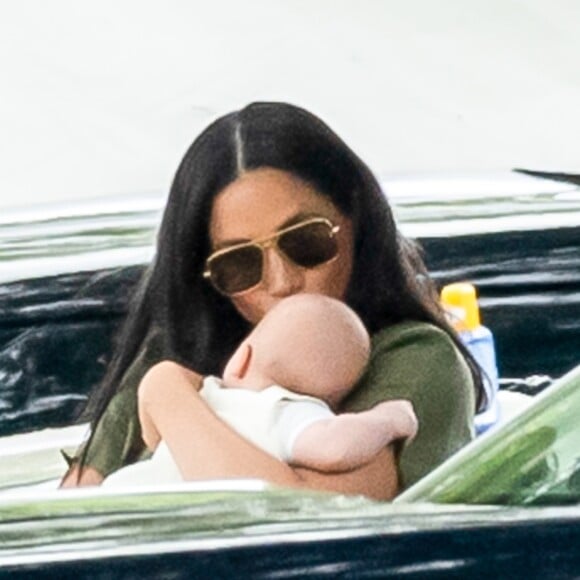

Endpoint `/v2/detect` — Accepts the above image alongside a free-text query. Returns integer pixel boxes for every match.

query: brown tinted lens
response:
[209,245,263,294]
[278,221,338,267]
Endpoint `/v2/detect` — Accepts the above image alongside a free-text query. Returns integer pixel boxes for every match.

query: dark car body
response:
[0,170,579,577]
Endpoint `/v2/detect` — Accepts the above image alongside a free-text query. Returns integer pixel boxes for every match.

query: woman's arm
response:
[295,447,398,500]
[138,361,399,500]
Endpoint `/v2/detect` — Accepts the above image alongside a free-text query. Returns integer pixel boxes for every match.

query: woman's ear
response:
[226,343,253,380]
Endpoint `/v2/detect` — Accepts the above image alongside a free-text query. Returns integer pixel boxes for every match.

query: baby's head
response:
[222,294,370,408]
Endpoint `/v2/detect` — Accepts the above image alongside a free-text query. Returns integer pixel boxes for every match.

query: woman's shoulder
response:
[344,320,473,411]
[369,320,471,381]
[370,320,458,354]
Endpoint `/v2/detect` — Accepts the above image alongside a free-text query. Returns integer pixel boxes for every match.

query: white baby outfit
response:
[103,375,333,487]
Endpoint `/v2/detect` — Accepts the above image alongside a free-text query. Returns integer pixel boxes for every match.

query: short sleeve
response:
[81,386,143,477]
[342,321,475,488]
[74,331,163,477]
[275,399,335,462]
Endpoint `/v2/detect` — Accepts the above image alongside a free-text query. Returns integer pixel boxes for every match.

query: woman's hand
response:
[60,464,104,488]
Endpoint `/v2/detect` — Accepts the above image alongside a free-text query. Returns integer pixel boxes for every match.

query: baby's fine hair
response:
[249,294,370,405]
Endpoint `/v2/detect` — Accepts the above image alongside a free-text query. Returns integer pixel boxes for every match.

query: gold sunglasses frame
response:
[203,217,340,295]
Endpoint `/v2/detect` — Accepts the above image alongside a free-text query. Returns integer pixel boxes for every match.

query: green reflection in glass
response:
[397,363,580,506]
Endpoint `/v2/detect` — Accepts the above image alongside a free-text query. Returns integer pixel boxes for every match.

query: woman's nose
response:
[262,247,303,296]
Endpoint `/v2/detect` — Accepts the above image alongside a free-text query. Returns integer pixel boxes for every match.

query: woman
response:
[62,102,485,498]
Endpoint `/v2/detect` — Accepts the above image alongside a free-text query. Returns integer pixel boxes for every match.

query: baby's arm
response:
[289,400,417,472]
[138,360,204,451]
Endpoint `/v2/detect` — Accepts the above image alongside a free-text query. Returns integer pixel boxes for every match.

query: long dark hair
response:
[84,102,485,455]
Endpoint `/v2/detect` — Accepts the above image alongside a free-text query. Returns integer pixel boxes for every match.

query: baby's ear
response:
[228,343,253,380]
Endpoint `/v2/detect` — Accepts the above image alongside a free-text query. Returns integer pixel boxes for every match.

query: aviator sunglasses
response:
[203,217,340,296]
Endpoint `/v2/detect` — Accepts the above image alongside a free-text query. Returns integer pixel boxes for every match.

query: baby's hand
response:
[373,400,418,443]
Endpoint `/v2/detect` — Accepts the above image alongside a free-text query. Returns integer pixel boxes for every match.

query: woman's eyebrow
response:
[279,211,321,229]
[213,212,325,250]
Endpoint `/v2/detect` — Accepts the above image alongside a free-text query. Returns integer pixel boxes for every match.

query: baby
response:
[104,294,417,486]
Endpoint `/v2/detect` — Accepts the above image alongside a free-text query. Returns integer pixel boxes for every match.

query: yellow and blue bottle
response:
[441,282,500,435]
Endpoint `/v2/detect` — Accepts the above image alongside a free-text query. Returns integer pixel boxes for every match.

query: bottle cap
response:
[441,282,481,331]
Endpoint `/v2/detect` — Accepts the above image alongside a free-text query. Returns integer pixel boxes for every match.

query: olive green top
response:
[80,321,475,489]
[343,321,475,488]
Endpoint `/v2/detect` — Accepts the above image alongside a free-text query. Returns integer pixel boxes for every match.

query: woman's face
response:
[209,168,354,325]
